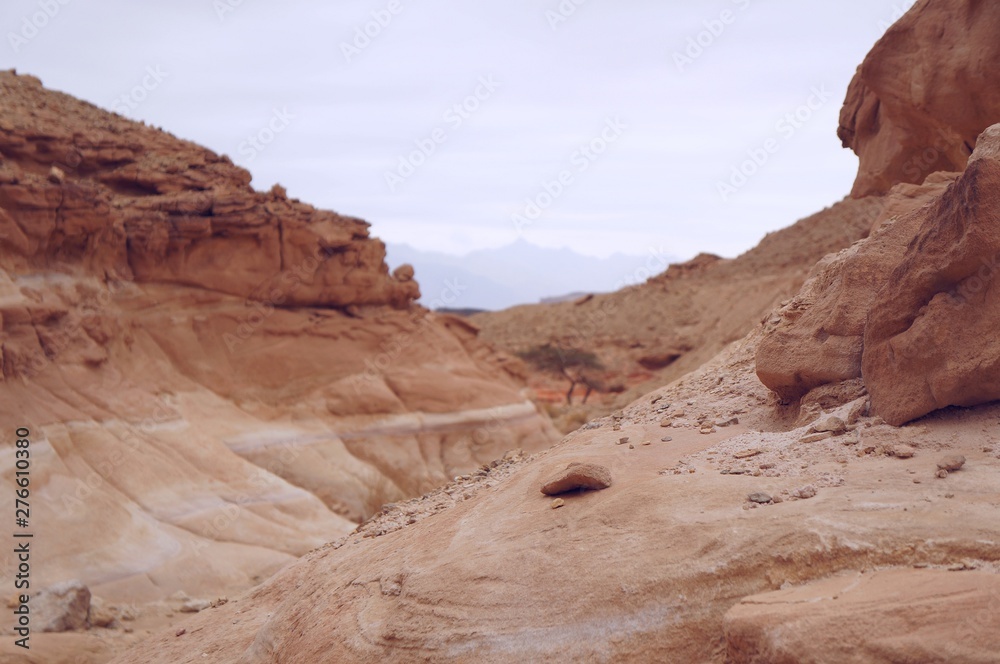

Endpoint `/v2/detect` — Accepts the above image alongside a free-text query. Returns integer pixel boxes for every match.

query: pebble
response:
[628,444,635,449]
[551,498,565,509]
[641,440,651,446]
[791,485,817,500]
[800,432,832,444]
[175,628,187,637]
[936,454,966,472]
[891,444,916,459]
[747,492,773,504]
[733,449,761,459]
[813,416,847,434]
[618,436,630,445]
[699,426,716,435]
[180,599,212,613]
[661,436,673,442]
[541,463,613,495]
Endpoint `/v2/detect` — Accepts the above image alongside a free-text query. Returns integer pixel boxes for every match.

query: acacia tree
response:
[517,344,605,404]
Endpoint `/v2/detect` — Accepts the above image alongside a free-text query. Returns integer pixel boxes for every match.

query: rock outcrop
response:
[113,328,1000,663]
[0,72,417,309]
[758,124,1000,424]
[0,70,559,613]
[864,124,1000,424]
[754,173,956,403]
[839,0,1000,197]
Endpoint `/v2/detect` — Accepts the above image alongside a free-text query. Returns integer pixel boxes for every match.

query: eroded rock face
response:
[758,125,1000,424]
[0,71,560,607]
[754,174,955,402]
[0,71,417,308]
[863,126,1000,425]
[838,0,1000,197]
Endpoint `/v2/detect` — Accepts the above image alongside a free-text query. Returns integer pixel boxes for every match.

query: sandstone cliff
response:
[0,69,559,629]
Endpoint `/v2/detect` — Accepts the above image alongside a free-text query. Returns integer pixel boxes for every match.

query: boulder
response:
[863,125,1000,424]
[540,462,612,495]
[839,0,1000,197]
[35,581,91,632]
[755,174,955,402]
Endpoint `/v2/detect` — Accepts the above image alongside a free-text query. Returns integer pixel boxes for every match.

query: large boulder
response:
[839,0,1000,197]
[754,174,955,402]
[863,124,1000,425]
[757,125,1000,425]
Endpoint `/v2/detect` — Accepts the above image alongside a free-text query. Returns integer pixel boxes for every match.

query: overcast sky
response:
[3,0,914,259]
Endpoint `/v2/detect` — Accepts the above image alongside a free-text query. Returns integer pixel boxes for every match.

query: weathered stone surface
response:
[839,0,1000,197]
[0,70,560,615]
[725,570,1000,663]
[755,175,955,402]
[758,125,1000,425]
[863,125,1000,425]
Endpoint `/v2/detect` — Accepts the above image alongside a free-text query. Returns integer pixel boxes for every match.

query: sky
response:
[3,0,915,260]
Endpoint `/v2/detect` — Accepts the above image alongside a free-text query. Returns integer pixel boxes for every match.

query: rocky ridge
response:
[0,68,559,661]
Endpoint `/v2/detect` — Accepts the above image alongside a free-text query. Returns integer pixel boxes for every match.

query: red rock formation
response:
[864,125,1000,424]
[0,71,418,308]
[754,173,957,402]
[0,70,559,612]
[758,124,1000,424]
[838,0,1000,197]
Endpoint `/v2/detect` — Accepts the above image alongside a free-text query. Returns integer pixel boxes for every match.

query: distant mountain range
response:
[385,239,680,311]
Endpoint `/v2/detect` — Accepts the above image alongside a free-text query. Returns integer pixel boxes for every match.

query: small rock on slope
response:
[541,463,612,496]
